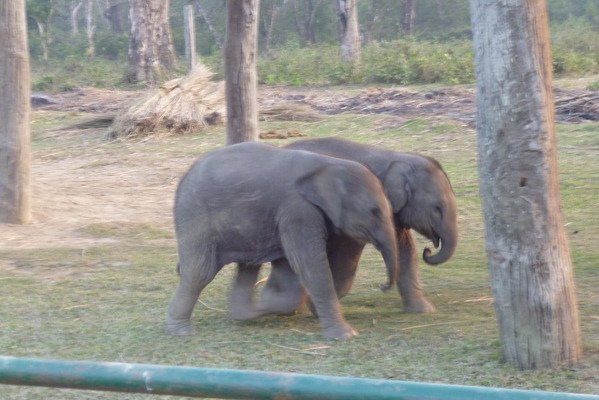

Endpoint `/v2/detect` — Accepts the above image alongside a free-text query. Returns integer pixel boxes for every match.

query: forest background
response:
[27,0,599,90]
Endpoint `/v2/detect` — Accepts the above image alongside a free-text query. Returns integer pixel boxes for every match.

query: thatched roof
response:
[107,64,225,139]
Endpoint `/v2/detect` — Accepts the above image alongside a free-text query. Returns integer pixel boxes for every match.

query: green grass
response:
[1,104,598,399]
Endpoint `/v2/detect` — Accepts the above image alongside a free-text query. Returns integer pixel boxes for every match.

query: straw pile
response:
[107,64,225,139]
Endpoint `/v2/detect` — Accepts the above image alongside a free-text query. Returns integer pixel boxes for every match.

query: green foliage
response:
[31,58,126,92]
[361,40,475,85]
[551,21,599,75]
[257,40,475,86]
[587,80,599,90]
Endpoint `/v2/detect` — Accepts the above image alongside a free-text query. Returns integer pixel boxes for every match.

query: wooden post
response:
[224,0,260,144]
[184,4,197,72]
[0,0,31,224]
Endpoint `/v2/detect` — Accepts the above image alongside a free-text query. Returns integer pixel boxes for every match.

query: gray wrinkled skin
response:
[234,137,458,317]
[166,142,399,340]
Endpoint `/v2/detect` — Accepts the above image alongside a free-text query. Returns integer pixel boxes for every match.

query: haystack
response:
[107,64,225,139]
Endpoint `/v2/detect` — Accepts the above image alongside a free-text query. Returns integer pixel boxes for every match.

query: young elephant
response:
[233,137,458,316]
[166,142,399,340]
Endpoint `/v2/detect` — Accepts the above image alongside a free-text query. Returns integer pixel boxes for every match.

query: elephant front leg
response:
[397,228,435,313]
[230,263,263,320]
[306,234,364,317]
[281,224,357,340]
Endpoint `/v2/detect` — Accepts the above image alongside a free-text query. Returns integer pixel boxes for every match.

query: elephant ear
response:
[380,161,412,213]
[297,165,346,227]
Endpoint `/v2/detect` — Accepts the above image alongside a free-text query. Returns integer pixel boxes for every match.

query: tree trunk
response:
[104,1,127,34]
[401,0,416,35]
[470,0,582,369]
[85,0,96,59]
[183,4,197,72]
[0,0,31,224]
[224,0,259,144]
[264,0,282,54]
[303,0,318,45]
[35,20,50,61]
[71,1,83,34]
[336,0,360,64]
[127,0,176,84]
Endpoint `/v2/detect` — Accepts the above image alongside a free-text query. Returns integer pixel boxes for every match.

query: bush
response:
[31,58,127,92]
[257,40,475,86]
[551,21,599,75]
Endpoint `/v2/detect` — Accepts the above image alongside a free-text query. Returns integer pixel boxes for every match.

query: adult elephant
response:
[234,137,458,316]
[166,142,399,340]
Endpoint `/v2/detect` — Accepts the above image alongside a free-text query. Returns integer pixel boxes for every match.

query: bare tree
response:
[104,1,127,33]
[184,4,197,72]
[28,2,55,61]
[263,0,283,54]
[292,0,321,45]
[401,0,416,35]
[85,0,96,59]
[225,0,260,144]
[470,0,582,369]
[0,0,31,224]
[336,0,360,64]
[127,0,176,83]
[71,1,83,34]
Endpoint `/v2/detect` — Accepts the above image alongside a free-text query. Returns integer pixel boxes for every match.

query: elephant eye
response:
[371,207,382,218]
[434,206,443,218]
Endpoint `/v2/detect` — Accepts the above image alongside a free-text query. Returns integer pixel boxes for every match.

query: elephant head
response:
[381,156,458,265]
[298,163,399,290]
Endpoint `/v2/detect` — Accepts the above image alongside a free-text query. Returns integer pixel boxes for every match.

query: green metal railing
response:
[1,356,597,400]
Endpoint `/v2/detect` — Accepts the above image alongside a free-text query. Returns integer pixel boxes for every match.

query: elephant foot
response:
[404,297,435,313]
[322,321,358,340]
[230,305,264,321]
[165,318,197,336]
[258,287,305,316]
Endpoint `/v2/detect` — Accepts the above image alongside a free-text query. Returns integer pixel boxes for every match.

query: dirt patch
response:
[0,130,193,250]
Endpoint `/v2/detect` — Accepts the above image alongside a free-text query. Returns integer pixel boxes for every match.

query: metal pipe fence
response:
[1,356,597,400]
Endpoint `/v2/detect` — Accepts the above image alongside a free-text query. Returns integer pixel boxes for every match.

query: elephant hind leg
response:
[166,244,220,336]
[259,259,306,316]
[230,263,263,320]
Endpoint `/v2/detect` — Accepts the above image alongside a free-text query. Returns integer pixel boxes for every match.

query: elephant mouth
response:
[432,234,440,249]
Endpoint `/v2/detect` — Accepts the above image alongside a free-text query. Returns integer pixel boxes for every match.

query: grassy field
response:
[0,90,598,398]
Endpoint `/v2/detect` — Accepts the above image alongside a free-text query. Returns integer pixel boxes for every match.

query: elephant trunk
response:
[422,225,457,265]
[375,225,399,292]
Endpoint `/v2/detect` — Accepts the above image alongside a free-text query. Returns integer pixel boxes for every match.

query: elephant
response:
[232,137,458,316]
[166,141,400,340]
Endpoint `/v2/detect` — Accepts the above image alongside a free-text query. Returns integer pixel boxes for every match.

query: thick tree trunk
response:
[336,0,360,64]
[470,0,581,369]
[0,0,31,224]
[127,0,176,84]
[224,0,259,144]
